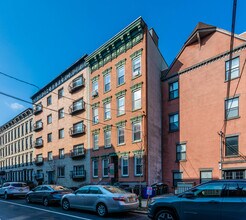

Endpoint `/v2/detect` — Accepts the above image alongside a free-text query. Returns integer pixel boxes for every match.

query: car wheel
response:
[43,197,49,207]
[97,203,107,217]
[4,192,8,200]
[155,209,176,220]
[62,199,70,211]
[26,195,31,203]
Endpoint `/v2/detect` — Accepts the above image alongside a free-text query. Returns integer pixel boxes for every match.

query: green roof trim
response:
[85,17,146,72]
[116,120,127,127]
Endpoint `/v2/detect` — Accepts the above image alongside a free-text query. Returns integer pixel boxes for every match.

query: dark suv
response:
[148,180,246,220]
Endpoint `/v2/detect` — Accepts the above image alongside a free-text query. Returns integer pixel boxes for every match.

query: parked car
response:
[0,182,30,199]
[148,180,246,220]
[61,185,138,217]
[26,185,72,206]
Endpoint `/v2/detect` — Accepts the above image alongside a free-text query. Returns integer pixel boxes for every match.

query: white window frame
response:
[93,107,99,124]
[132,56,141,78]
[117,126,125,145]
[121,156,129,177]
[93,160,98,177]
[225,97,239,119]
[117,65,125,86]
[117,96,125,116]
[225,57,240,81]
[93,133,99,150]
[104,73,111,92]
[134,155,143,176]
[104,102,111,120]
[92,80,98,93]
[57,166,65,177]
[102,158,109,177]
[176,143,186,161]
[132,121,141,142]
[104,130,111,148]
[132,89,141,111]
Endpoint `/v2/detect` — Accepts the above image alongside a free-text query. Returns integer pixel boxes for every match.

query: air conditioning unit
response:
[92,90,98,97]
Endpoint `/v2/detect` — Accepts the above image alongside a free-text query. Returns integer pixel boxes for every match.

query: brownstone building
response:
[86,17,167,187]
[31,56,90,187]
[162,22,246,191]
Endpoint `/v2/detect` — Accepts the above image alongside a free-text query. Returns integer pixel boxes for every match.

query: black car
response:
[26,185,72,206]
[148,180,246,220]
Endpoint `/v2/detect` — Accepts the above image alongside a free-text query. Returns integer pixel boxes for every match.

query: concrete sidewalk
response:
[131,199,149,214]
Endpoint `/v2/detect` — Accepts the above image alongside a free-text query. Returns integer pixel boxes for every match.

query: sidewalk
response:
[131,199,149,214]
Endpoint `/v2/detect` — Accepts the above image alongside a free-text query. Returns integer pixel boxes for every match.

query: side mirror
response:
[184,192,195,198]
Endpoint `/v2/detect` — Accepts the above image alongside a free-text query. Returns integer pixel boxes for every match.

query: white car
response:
[0,182,30,199]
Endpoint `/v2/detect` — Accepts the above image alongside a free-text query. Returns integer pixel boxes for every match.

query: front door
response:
[47,171,55,184]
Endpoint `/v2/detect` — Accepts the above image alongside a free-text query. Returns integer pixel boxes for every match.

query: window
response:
[71,76,83,89]
[121,156,129,176]
[47,133,52,143]
[47,95,52,106]
[59,148,65,159]
[176,143,186,161]
[48,151,53,161]
[169,113,179,132]
[225,97,239,119]
[104,103,111,120]
[92,81,98,96]
[93,133,99,150]
[225,57,239,81]
[72,99,84,112]
[72,121,84,134]
[226,183,246,197]
[93,160,98,177]
[36,154,43,163]
[134,155,143,176]
[132,56,141,78]
[225,136,238,156]
[92,108,99,124]
[102,158,109,177]
[104,130,111,148]
[224,170,245,179]
[73,144,84,156]
[132,89,141,110]
[117,96,125,116]
[58,108,64,119]
[47,114,52,124]
[104,74,111,92]
[173,172,182,187]
[200,170,212,183]
[58,88,64,99]
[169,81,179,100]
[73,165,85,176]
[59,128,64,139]
[132,121,141,142]
[117,126,125,145]
[117,65,125,86]
[57,167,65,177]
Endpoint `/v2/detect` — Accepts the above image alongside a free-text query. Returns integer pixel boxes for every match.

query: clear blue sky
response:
[0,0,245,126]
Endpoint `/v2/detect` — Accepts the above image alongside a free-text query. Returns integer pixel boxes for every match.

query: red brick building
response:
[162,23,246,191]
[86,17,167,187]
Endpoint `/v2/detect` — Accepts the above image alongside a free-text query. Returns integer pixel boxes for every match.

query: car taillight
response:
[113,196,126,202]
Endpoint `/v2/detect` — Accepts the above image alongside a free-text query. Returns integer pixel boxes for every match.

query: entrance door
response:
[111,156,118,184]
[47,171,55,184]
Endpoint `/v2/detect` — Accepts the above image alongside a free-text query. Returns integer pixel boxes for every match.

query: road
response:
[0,198,148,220]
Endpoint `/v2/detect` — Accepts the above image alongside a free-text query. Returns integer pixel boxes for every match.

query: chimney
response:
[149,28,159,47]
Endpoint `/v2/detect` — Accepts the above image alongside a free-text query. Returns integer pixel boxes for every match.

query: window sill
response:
[92,148,99,151]
[92,95,99,100]
[118,143,126,147]
[132,74,142,80]
[224,76,240,83]
[57,176,65,178]
[134,174,143,177]
[93,176,98,179]
[175,159,187,163]
[225,116,240,121]
[121,175,129,178]
[224,155,240,158]
[169,129,179,133]
[168,97,179,101]
[104,145,112,149]
[132,107,142,112]
[117,113,126,117]
[104,89,111,94]
[104,118,111,121]
[117,82,126,88]
[132,140,142,144]
[102,176,109,178]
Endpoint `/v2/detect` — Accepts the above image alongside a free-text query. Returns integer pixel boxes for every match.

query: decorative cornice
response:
[31,55,87,103]
[119,151,130,156]
[133,150,144,155]
[130,48,143,59]
[91,102,100,109]
[130,115,143,123]
[91,75,99,82]
[116,120,127,127]
[163,43,246,81]
[131,82,143,91]
[115,59,127,68]
[115,90,127,98]
[102,96,112,104]
[85,17,146,73]
[92,129,100,135]
[103,125,112,131]
[102,67,112,76]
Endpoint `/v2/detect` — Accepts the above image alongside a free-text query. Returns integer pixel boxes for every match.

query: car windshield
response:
[103,186,128,194]
[11,183,27,187]
[50,185,70,191]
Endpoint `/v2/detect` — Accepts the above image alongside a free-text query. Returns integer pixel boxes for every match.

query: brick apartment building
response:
[162,22,246,191]
[86,17,167,187]
[0,108,34,184]
[31,56,90,187]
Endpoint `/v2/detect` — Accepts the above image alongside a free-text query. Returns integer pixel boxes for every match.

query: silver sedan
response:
[61,185,138,217]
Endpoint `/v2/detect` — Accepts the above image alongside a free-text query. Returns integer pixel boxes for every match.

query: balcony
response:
[33,139,43,148]
[68,76,84,93]
[69,101,85,115]
[35,158,44,166]
[33,121,43,131]
[33,104,43,115]
[69,124,85,137]
[35,173,44,180]
[70,148,85,159]
[70,170,86,180]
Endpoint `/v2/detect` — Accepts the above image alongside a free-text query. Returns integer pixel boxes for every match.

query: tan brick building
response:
[31,56,90,187]
[0,108,34,184]
[162,23,246,192]
[86,17,167,187]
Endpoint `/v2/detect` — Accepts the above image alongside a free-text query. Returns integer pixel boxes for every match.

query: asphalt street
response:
[0,198,148,220]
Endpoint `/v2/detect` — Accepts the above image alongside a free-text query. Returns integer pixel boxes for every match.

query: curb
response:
[130,210,148,215]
